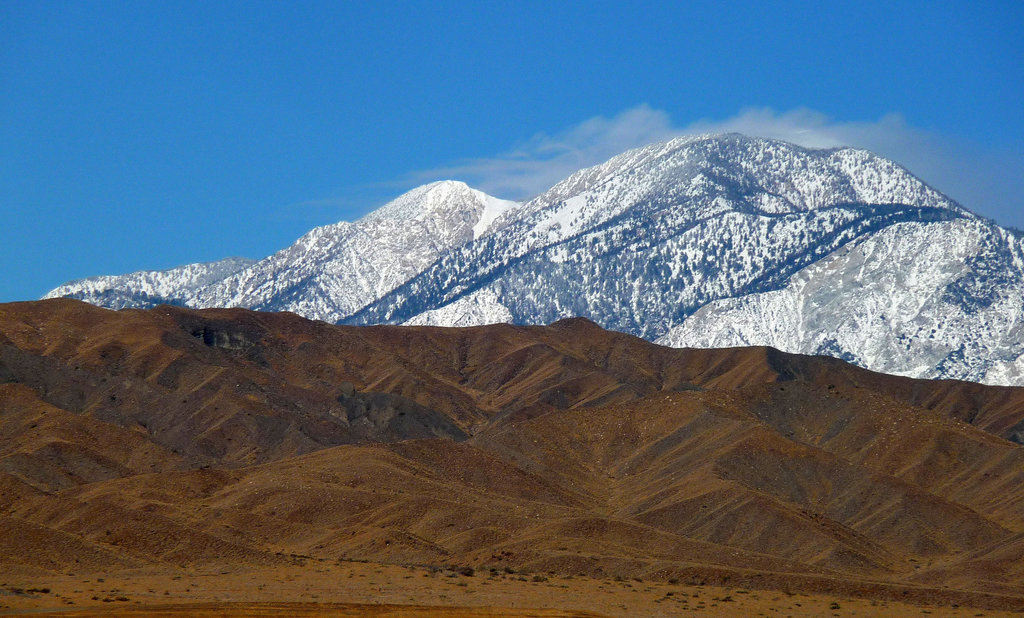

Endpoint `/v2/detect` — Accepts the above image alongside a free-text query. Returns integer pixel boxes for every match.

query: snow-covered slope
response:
[192,181,518,322]
[657,219,1024,385]
[42,257,256,309]
[403,288,513,327]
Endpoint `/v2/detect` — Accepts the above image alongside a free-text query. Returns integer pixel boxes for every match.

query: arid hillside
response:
[2,299,1024,611]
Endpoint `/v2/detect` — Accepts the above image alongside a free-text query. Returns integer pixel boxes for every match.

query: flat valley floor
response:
[2,560,1021,617]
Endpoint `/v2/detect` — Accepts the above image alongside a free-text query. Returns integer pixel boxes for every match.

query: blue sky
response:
[2,1,1022,302]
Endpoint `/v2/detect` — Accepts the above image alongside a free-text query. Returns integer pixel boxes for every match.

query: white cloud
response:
[410,104,1024,228]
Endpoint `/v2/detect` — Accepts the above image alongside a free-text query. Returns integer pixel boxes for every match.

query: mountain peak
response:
[526,131,963,231]
[360,180,477,222]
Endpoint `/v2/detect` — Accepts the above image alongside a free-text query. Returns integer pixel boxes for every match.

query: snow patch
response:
[403,288,513,327]
[472,191,520,238]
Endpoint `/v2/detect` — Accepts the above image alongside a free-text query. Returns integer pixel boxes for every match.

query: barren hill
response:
[2,299,1024,607]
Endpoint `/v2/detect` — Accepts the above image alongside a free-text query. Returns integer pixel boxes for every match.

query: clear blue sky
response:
[3,1,1022,302]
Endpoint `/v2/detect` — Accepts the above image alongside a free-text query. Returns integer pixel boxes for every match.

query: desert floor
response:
[1,559,1020,617]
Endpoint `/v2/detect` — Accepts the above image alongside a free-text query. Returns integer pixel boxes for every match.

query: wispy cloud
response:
[699,107,1024,229]
[409,105,1024,228]
[405,104,681,199]
[684,107,920,150]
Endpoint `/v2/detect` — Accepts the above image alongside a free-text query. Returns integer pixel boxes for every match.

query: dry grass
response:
[2,560,1019,617]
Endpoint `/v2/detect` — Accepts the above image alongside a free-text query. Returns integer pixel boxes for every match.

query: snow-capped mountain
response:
[46,181,519,323]
[350,134,968,339]
[44,133,1024,385]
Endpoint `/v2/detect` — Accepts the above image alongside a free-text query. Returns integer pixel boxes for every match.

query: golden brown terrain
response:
[2,299,1024,614]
